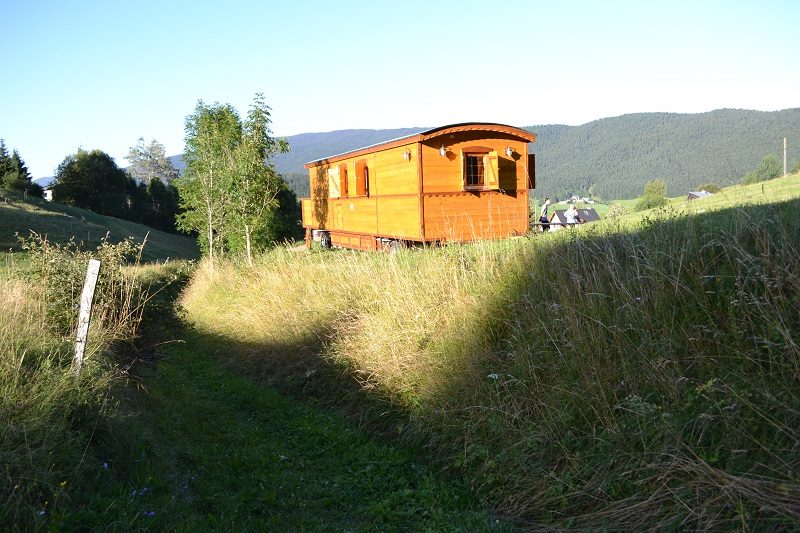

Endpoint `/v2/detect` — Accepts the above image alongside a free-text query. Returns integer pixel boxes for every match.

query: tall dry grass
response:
[1,236,166,527]
[180,198,800,529]
[0,276,119,525]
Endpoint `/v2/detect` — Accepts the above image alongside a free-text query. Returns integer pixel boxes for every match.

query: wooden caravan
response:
[301,122,537,251]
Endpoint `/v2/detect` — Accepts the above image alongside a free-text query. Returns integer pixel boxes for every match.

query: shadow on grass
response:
[228,200,797,528]
[113,278,510,530]
[419,198,800,529]
[137,198,800,530]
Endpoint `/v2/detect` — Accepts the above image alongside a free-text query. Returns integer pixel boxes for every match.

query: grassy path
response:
[61,334,504,530]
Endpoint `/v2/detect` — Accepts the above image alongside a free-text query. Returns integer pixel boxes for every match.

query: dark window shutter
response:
[527,153,535,189]
[338,163,348,197]
[355,159,367,196]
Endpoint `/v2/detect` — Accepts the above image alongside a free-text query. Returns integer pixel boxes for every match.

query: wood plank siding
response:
[302,123,536,250]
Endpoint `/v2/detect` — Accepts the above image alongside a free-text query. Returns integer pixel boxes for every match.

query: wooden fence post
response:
[74,259,101,374]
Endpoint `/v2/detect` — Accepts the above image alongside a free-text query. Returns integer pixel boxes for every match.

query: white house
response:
[547,208,601,232]
[687,190,713,201]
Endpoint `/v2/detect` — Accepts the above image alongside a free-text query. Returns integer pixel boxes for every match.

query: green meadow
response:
[2,174,799,529]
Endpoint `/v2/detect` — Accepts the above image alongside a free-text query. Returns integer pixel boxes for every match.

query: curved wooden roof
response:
[304,122,537,168]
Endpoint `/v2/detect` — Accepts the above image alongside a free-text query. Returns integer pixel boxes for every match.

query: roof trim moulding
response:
[304,122,537,168]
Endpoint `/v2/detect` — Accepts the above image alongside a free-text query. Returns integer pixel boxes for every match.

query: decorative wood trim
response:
[330,193,417,200]
[417,142,425,240]
[304,123,537,168]
[422,191,512,198]
[306,191,514,202]
[460,145,492,154]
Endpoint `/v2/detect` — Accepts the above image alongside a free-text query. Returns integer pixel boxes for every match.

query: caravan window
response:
[462,146,496,190]
[464,153,485,187]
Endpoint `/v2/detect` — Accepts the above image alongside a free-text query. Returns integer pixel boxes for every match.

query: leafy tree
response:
[27,181,45,199]
[635,179,668,211]
[176,101,241,261]
[52,149,128,217]
[793,160,800,174]
[259,183,304,244]
[145,178,180,233]
[125,179,151,224]
[125,138,179,185]
[283,172,309,198]
[176,95,291,264]
[743,154,781,184]
[228,94,289,264]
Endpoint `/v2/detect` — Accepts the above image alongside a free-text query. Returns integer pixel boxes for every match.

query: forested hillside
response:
[531,108,800,199]
[167,108,800,200]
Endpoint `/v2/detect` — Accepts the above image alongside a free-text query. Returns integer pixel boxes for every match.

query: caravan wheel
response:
[320,232,332,249]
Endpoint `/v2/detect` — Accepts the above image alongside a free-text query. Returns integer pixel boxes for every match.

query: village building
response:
[547,208,601,232]
[687,190,714,201]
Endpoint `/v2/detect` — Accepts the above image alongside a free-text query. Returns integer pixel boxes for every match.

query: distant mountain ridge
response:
[528,108,800,199]
[270,108,800,199]
[42,109,799,200]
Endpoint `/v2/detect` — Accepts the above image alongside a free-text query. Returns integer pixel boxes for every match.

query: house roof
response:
[687,190,713,198]
[304,122,537,168]
[549,208,601,223]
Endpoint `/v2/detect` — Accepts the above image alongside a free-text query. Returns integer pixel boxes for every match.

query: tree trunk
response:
[245,223,252,267]
[207,207,214,267]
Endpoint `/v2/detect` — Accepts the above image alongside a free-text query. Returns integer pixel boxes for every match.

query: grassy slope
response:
[0,194,199,262]
[180,173,800,529]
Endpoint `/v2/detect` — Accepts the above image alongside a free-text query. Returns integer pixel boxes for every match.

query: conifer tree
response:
[0,139,12,178]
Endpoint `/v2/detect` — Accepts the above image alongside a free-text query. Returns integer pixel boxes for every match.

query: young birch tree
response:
[230,94,289,265]
[176,102,241,263]
[125,138,179,185]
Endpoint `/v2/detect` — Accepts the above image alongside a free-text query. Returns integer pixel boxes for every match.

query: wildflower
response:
[487,373,499,380]
[145,511,157,517]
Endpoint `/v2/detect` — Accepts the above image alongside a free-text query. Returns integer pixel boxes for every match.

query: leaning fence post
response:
[74,258,101,374]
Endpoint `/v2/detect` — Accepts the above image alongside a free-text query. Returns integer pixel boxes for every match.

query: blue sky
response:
[1,0,798,178]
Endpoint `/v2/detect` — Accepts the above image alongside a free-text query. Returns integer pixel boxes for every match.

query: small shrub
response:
[635,179,668,211]
[743,154,781,184]
[18,231,147,343]
[605,202,629,220]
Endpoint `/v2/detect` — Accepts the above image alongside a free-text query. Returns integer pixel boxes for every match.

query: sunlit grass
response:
[180,176,800,528]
